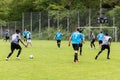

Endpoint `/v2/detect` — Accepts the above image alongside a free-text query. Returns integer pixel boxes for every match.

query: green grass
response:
[0,39,120,80]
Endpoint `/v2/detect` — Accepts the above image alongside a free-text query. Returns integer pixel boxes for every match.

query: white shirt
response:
[11,33,21,44]
[102,36,111,45]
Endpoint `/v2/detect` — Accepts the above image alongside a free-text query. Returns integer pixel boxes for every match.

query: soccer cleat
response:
[74,60,79,63]
[95,56,98,60]
[80,53,82,56]
[16,57,20,60]
[107,57,110,59]
[6,58,9,61]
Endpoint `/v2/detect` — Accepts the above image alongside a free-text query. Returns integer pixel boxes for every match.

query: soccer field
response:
[0,40,120,80]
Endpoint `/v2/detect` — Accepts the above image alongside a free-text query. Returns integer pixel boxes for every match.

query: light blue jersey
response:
[97,33,104,41]
[23,31,28,36]
[27,32,32,40]
[56,32,63,40]
[71,32,83,44]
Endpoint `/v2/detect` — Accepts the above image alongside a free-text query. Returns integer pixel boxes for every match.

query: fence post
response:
[57,11,60,29]
[67,11,70,39]
[78,10,80,27]
[39,12,42,38]
[30,12,32,33]
[48,12,50,40]
[22,12,24,32]
[0,24,3,38]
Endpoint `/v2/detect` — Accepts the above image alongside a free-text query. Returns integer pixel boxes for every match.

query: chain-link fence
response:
[0,9,119,41]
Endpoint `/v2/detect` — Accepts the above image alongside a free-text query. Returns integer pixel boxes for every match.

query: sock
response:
[7,52,13,58]
[57,44,60,48]
[74,53,78,62]
[16,49,21,57]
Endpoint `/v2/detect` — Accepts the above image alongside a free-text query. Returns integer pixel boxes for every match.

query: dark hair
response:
[16,29,20,33]
[77,27,80,31]
[105,33,108,36]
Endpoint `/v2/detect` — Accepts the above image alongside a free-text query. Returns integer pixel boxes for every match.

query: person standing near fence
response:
[23,29,28,42]
[6,29,27,61]
[68,27,83,63]
[95,33,112,60]
[54,29,63,48]
[3,30,10,42]
[90,31,96,49]
[26,31,32,47]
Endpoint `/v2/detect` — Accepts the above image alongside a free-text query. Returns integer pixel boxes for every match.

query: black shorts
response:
[72,44,79,50]
[24,36,26,38]
[101,45,110,50]
[91,39,95,43]
[11,43,21,51]
[57,40,61,43]
[99,40,102,44]
[5,36,10,40]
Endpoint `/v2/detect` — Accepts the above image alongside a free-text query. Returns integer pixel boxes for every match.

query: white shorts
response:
[27,40,31,43]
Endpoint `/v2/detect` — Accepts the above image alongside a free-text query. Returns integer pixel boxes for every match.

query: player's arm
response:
[108,38,112,46]
[19,39,27,47]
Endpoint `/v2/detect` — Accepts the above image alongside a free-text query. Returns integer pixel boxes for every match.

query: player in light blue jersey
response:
[68,27,83,63]
[97,31,104,47]
[23,29,28,42]
[26,31,32,47]
[54,29,63,48]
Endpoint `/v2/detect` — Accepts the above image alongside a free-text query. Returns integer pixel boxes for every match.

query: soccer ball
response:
[29,54,34,59]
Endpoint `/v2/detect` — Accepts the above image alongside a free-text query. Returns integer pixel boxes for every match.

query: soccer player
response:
[3,30,10,42]
[95,33,112,60]
[23,29,28,41]
[54,29,63,48]
[97,31,104,48]
[90,31,96,49]
[26,31,32,47]
[68,27,83,63]
[6,29,27,61]
[79,28,85,55]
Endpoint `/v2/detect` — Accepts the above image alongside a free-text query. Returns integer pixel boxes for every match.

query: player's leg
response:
[95,45,104,60]
[79,43,82,55]
[93,39,96,48]
[72,44,79,63]
[30,42,32,47]
[90,41,92,48]
[99,40,102,48]
[57,40,61,48]
[16,44,22,58]
[6,43,15,60]
[107,45,110,59]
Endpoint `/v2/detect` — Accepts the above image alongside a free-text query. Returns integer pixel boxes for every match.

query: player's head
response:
[105,33,108,36]
[100,31,103,33]
[77,27,83,33]
[76,27,80,32]
[16,29,20,34]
